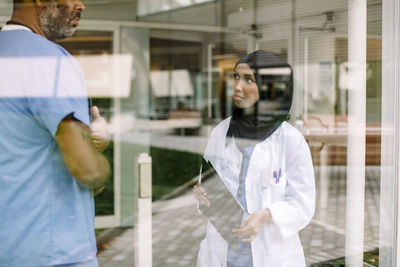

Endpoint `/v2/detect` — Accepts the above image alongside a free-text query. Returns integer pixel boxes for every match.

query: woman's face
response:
[232,63,260,108]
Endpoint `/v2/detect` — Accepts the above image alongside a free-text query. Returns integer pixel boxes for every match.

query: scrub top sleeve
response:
[268,134,316,242]
[29,97,90,137]
[28,54,90,137]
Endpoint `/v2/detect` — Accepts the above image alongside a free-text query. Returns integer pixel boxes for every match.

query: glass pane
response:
[58,30,116,217]
[1,0,395,266]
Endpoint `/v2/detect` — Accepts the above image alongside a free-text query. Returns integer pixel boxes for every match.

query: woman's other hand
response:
[232,209,272,242]
[193,183,210,207]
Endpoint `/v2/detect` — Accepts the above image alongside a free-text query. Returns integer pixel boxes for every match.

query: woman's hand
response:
[193,183,210,207]
[232,209,272,242]
[90,185,105,198]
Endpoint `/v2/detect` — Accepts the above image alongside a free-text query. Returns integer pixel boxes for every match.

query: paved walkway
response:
[98,165,380,267]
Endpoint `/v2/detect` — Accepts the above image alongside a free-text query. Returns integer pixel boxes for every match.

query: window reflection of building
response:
[1,0,398,265]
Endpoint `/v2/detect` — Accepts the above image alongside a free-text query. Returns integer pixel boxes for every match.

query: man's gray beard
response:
[38,3,76,41]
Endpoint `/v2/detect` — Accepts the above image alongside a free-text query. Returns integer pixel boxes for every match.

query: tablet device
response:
[199,159,245,246]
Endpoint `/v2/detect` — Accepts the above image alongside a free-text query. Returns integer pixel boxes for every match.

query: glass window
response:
[1,0,399,266]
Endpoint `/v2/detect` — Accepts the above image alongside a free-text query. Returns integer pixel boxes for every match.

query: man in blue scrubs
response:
[0,0,110,266]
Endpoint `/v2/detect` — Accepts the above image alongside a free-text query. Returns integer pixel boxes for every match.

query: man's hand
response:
[193,183,210,207]
[90,106,110,152]
[232,209,272,242]
[94,186,105,196]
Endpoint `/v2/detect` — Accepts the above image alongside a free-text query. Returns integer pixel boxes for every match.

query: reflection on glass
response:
[1,0,387,266]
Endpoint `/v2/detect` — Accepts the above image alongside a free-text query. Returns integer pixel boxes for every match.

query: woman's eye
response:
[233,74,239,80]
[246,78,254,83]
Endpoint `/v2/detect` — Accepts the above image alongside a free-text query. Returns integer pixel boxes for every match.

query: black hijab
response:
[226,50,293,142]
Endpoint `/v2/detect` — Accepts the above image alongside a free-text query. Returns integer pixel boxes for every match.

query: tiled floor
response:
[98,165,381,267]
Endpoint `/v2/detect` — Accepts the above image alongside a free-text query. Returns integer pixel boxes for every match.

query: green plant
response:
[150,146,203,201]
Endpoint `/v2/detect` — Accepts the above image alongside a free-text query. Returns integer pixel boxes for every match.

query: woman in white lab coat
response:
[194,50,315,267]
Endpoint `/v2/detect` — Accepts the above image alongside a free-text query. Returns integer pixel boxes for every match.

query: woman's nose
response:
[234,80,242,92]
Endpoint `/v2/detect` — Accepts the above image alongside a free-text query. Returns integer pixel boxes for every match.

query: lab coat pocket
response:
[269,174,287,202]
[261,173,287,208]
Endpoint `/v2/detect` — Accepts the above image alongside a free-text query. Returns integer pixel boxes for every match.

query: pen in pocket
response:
[273,168,282,183]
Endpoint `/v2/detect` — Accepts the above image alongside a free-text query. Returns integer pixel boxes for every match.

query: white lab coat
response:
[196,118,315,267]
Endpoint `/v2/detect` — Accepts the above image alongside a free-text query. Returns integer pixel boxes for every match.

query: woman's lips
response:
[233,95,243,101]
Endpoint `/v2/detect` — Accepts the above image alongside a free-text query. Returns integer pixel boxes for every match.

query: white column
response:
[345,0,366,266]
[303,37,309,117]
[207,44,214,119]
[380,0,400,266]
[288,0,296,67]
[135,153,152,267]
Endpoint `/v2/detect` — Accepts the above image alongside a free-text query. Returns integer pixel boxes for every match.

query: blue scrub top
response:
[0,29,97,266]
[227,145,255,267]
